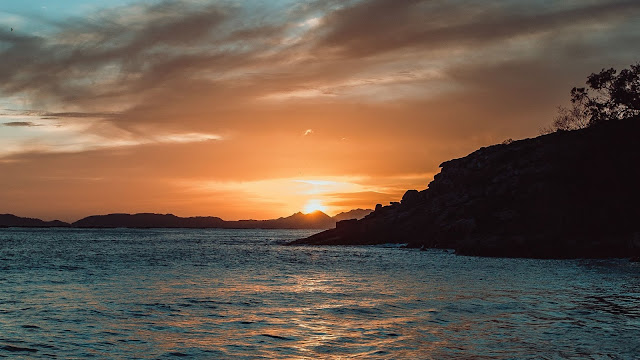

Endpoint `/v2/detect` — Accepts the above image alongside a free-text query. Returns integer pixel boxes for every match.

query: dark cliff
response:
[289,117,640,259]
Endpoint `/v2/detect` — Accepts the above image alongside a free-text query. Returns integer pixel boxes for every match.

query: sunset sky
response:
[1,0,639,221]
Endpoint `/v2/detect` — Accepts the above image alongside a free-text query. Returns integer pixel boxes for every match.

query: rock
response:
[290,117,640,259]
[401,189,421,206]
[336,218,358,230]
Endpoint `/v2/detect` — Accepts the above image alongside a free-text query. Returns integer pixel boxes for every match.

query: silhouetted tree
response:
[545,63,640,133]
[552,102,590,131]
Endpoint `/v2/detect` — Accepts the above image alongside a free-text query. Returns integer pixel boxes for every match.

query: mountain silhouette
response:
[0,214,69,227]
[0,208,370,230]
[70,211,335,229]
[72,213,225,228]
[332,208,373,222]
[224,211,336,229]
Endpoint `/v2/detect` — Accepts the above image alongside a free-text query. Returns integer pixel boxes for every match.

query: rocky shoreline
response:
[289,117,640,259]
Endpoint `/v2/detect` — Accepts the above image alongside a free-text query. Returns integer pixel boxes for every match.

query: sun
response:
[303,199,327,214]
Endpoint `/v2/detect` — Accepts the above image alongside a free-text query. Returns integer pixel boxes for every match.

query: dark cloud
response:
[315,0,640,58]
[0,0,280,109]
[1,0,638,130]
[42,112,119,118]
[3,121,40,127]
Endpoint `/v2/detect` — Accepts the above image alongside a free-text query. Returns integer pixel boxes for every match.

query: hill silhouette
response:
[225,211,336,229]
[0,214,69,228]
[0,208,366,230]
[290,117,640,259]
[65,211,336,229]
[332,208,373,222]
[72,213,225,228]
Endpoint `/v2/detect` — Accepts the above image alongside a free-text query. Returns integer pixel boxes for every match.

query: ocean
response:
[1,228,638,359]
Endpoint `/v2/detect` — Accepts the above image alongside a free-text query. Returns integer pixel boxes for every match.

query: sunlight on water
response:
[0,228,639,358]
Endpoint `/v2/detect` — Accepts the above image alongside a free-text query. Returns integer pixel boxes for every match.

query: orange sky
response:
[1,0,640,221]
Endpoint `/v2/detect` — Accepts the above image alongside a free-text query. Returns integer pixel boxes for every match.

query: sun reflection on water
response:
[2,229,639,358]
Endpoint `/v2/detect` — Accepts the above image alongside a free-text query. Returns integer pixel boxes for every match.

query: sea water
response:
[0,228,638,359]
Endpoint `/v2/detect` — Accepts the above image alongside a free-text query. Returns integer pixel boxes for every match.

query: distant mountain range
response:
[0,208,373,229]
[0,214,69,228]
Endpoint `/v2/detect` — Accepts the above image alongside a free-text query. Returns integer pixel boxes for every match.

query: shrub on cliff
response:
[545,63,640,133]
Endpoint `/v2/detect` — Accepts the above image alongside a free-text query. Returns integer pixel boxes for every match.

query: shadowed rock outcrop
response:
[289,117,640,259]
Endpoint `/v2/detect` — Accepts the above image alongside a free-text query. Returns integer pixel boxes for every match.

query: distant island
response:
[289,117,640,259]
[0,214,69,228]
[0,209,372,230]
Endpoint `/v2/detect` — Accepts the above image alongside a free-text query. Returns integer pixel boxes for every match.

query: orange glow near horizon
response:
[303,199,328,214]
[0,1,636,222]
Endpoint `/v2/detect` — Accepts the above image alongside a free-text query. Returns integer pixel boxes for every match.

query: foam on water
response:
[0,228,638,359]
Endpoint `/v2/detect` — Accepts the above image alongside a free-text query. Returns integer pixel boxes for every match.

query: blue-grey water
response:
[0,228,639,359]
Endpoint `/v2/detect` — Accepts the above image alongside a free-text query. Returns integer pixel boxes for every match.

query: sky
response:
[1,0,639,221]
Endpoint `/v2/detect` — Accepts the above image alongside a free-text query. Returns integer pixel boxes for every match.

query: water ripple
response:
[0,228,638,359]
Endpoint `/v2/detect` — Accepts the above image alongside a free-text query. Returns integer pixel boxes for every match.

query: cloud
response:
[0,1,264,110]
[324,191,400,208]
[0,0,639,220]
[314,0,640,58]
[1,0,638,135]
[156,133,221,144]
[3,121,39,127]
[42,112,119,119]
[0,117,222,158]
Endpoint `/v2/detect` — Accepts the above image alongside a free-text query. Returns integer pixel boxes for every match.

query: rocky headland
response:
[289,117,640,259]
